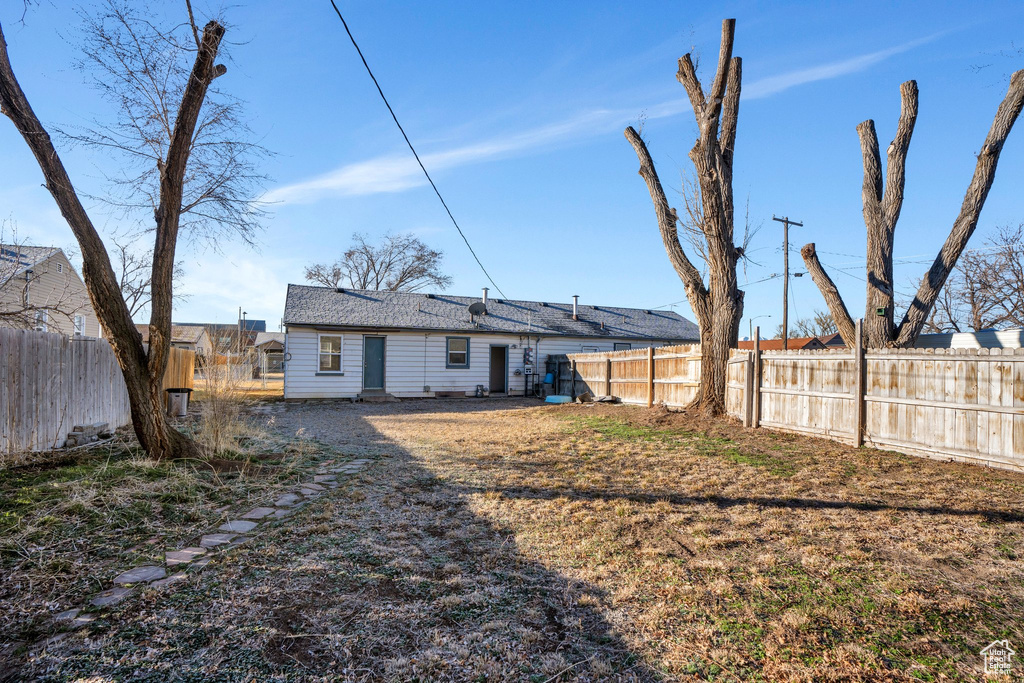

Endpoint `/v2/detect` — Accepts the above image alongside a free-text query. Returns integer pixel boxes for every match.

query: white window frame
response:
[317,333,344,374]
[34,310,48,332]
[74,315,85,336]
[446,336,470,368]
[613,342,631,351]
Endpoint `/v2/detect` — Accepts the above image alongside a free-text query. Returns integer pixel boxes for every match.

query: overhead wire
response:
[326,1,508,299]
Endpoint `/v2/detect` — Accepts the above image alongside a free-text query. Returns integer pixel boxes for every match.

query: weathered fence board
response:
[569,342,1024,472]
[2,329,195,456]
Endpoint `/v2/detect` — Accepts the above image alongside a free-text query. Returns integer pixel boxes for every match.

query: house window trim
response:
[74,315,85,336]
[317,333,344,375]
[445,336,471,369]
[613,342,632,351]
[34,310,48,332]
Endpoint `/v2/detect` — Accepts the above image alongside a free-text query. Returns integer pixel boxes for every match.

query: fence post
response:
[854,318,865,447]
[752,327,762,428]
[570,359,577,400]
[646,346,655,408]
[605,357,612,397]
[743,350,754,427]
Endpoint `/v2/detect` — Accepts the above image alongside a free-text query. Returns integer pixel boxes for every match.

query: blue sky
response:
[1,1,1022,336]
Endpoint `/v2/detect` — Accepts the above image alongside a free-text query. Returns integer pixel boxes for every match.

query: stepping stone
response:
[225,536,251,549]
[190,556,213,571]
[91,587,132,607]
[274,494,300,507]
[166,547,206,567]
[214,505,232,513]
[313,474,336,483]
[150,572,188,589]
[71,613,97,626]
[303,482,326,491]
[200,533,236,548]
[113,565,166,585]
[299,488,320,497]
[54,608,80,623]
[218,520,258,533]
[241,507,275,520]
[272,509,293,519]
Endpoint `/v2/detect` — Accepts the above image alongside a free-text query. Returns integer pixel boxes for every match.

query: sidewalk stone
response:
[218,520,259,533]
[113,565,166,585]
[150,572,188,589]
[303,482,326,491]
[313,475,336,483]
[166,547,206,567]
[200,533,236,548]
[54,608,80,623]
[274,493,300,507]
[241,507,275,520]
[299,488,320,497]
[91,587,132,607]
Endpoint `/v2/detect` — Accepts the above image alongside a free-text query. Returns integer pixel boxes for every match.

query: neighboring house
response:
[177,319,266,354]
[254,331,285,374]
[737,336,828,351]
[0,245,101,337]
[136,324,214,360]
[818,332,847,348]
[915,328,1023,349]
[282,285,700,400]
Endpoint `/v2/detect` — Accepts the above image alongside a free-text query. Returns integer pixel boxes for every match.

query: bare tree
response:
[0,3,265,460]
[802,72,1024,348]
[923,224,1024,333]
[625,18,744,415]
[305,232,453,293]
[775,309,837,339]
[111,233,186,319]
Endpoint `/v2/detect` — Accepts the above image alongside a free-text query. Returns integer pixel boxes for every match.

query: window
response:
[446,337,470,368]
[582,346,600,353]
[34,310,48,332]
[74,315,85,336]
[318,334,343,373]
[613,342,631,351]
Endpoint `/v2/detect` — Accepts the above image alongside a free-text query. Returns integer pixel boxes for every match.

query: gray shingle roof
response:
[0,245,60,285]
[284,285,699,341]
[254,331,285,347]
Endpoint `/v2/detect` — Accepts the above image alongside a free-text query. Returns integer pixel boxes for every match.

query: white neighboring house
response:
[254,331,285,374]
[0,245,102,338]
[282,285,700,400]
[915,329,1023,349]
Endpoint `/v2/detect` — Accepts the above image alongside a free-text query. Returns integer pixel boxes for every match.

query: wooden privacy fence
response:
[561,344,702,407]
[569,332,1024,471]
[2,329,195,456]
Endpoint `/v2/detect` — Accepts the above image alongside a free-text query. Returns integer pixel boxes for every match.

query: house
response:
[818,332,847,348]
[0,245,101,337]
[737,336,828,351]
[282,285,699,400]
[176,319,266,354]
[254,331,285,374]
[915,328,1023,349]
[136,324,214,361]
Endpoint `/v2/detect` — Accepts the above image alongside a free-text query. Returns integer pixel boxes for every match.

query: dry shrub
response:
[195,361,252,455]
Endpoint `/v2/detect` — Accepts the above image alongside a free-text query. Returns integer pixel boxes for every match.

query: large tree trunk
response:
[801,71,1024,349]
[625,19,744,415]
[0,20,225,460]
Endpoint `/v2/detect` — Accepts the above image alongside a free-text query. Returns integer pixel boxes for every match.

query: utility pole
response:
[772,215,803,349]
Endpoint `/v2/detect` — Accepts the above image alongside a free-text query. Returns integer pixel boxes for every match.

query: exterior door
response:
[363,336,386,390]
[489,345,507,394]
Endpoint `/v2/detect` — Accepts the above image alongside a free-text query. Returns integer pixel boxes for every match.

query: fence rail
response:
[568,328,1024,472]
[2,329,194,457]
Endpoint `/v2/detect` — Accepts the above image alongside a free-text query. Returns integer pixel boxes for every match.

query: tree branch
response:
[881,80,918,229]
[801,243,857,347]
[895,69,1024,346]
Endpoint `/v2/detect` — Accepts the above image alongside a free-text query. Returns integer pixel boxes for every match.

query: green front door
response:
[363,336,386,390]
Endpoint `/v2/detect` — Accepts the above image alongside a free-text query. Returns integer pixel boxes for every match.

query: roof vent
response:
[425,293,435,299]
[336,287,345,293]
[572,295,579,321]
[540,302,548,307]
[644,309,652,314]
[592,305,600,311]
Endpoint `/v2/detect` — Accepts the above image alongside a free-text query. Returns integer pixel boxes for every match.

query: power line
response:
[326,1,508,299]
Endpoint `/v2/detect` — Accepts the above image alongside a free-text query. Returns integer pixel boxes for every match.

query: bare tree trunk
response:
[801,71,1024,349]
[0,20,226,460]
[625,19,744,415]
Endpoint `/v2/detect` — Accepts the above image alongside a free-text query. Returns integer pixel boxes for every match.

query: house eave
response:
[282,321,695,342]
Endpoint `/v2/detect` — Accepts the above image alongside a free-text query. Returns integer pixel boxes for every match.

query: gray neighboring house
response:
[282,284,699,400]
[0,245,101,337]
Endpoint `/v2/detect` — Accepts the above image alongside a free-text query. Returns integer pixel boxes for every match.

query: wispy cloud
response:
[743,33,944,100]
[265,34,941,205]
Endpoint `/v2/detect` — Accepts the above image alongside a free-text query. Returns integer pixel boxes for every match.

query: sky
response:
[0,1,1022,337]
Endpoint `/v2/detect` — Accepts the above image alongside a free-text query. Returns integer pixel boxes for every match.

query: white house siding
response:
[915,329,1023,349]
[283,326,675,399]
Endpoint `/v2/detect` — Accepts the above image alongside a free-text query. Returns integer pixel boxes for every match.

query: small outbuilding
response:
[282,285,699,400]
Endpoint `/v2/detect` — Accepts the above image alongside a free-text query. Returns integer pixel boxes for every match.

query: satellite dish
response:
[468,301,487,316]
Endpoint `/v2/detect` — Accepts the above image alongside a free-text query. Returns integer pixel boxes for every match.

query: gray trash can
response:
[166,388,192,417]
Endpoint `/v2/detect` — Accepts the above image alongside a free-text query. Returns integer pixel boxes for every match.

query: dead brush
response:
[194,360,254,456]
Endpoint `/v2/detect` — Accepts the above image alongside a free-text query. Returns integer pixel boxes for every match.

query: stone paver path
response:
[42,439,374,645]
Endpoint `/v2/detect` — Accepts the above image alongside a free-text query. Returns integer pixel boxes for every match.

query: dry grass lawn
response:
[6,399,1022,681]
